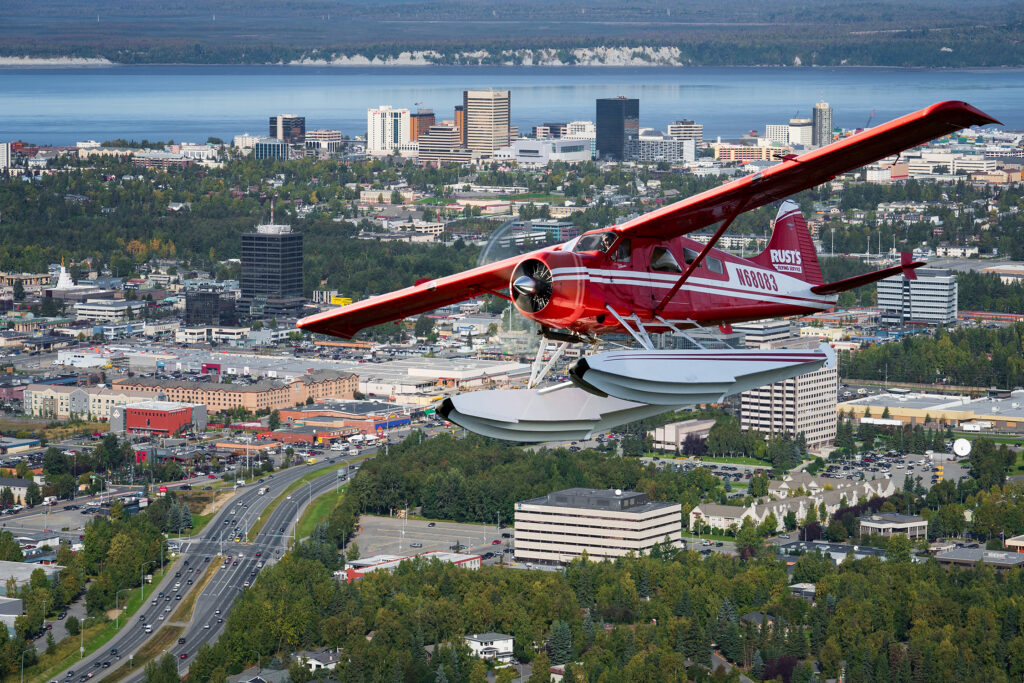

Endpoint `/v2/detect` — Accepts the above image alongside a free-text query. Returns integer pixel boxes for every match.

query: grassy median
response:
[249,457,368,537]
[171,559,220,623]
[102,625,184,683]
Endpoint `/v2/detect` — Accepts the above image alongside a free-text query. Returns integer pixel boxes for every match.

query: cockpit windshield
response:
[574,232,617,253]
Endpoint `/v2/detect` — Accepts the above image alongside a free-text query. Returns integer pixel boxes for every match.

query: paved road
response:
[50,452,367,683]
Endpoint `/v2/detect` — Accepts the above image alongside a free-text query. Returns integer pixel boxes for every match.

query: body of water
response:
[0,65,1020,144]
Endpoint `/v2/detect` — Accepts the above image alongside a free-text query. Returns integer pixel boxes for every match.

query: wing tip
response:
[926,100,1001,127]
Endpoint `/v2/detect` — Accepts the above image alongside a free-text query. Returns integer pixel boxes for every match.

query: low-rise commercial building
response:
[648,419,715,452]
[514,488,682,565]
[859,513,928,539]
[342,551,481,582]
[74,299,146,323]
[109,400,209,435]
[934,547,1024,571]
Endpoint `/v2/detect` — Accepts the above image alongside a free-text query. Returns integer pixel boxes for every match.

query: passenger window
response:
[650,247,682,273]
[614,239,631,263]
[683,247,699,265]
[705,256,724,274]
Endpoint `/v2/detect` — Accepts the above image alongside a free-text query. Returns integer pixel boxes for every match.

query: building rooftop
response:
[860,513,926,524]
[935,547,1024,568]
[465,632,511,643]
[520,487,677,513]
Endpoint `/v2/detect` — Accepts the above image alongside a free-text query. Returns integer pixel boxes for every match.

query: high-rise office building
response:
[409,109,436,142]
[185,289,238,326]
[596,97,639,161]
[789,118,813,147]
[740,337,838,448]
[367,106,411,156]
[877,268,958,325]
[667,120,703,142]
[454,105,465,136]
[812,101,834,147]
[0,142,10,170]
[764,124,790,145]
[269,115,306,144]
[241,224,303,304]
[462,90,511,159]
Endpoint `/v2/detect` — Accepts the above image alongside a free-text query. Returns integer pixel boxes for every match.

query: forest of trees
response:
[841,323,1024,388]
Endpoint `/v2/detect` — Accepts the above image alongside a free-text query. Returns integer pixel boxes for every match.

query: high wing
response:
[298,101,997,340]
[297,250,533,339]
[614,100,998,240]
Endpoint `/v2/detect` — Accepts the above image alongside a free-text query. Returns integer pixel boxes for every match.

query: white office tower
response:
[0,143,10,170]
[877,268,958,325]
[764,124,790,145]
[812,101,834,147]
[367,106,411,156]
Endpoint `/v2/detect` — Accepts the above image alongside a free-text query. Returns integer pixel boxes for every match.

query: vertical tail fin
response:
[750,200,824,286]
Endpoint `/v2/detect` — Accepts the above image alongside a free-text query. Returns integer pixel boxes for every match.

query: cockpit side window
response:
[683,247,699,265]
[650,246,682,273]
[574,232,618,254]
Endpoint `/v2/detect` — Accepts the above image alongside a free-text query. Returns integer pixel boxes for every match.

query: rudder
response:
[751,200,823,285]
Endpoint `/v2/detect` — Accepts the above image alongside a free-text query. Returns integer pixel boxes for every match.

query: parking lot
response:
[821,452,968,491]
[353,515,508,563]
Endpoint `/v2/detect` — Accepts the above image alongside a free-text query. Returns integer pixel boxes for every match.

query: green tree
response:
[735,518,762,560]
[529,651,552,682]
[0,532,23,562]
[143,653,181,683]
[65,615,80,636]
[12,279,24,301]
[268,410,281,431]
[25,482,42,507]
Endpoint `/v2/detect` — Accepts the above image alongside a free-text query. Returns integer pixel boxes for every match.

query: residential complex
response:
[514,488,681,565]
[367,105,410,156]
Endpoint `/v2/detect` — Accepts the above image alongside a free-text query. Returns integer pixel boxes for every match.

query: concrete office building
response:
[409,109,435,141]
[462,90,510,159]
[418,124,473,165]
[812,101,834,147]
[514,488,681,565]
[596,97,639,161]
[635,130,695,163]
[789,118,813,147]
[735,320,793,348]
[0,143,10,170]
[740,337,838,448]
[367,106,410,156]
[667,120,704,142]
[877,268,958,326]
[73,299,146,323]
[269,114,305,143]
[240,224,303,315]
[764,124,790,145]
[305,129,344,153]
[252,138,289,160]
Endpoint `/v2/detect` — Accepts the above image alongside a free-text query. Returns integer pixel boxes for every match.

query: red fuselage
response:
[511,234,837,336]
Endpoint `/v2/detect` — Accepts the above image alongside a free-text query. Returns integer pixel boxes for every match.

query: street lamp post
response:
[115,588,131,629]
[20,648,32,683]
[141,560,157,601]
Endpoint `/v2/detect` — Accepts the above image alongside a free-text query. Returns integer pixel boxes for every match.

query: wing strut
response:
[654,199,748,314]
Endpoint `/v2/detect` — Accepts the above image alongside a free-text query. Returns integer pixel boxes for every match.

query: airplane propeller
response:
[511,259,552,313]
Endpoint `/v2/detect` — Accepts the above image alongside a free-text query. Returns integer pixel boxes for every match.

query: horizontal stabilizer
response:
[811,253,923,296]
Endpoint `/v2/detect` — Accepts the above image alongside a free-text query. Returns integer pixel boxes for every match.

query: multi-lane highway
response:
[51,452,366,683]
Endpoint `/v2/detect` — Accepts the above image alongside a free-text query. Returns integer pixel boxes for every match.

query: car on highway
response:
[410,542,422,548]
[204,623,210,629]
[427,522,436,527]
[144,625,152,633]
[179,653,188,660]
[491,540,501,545]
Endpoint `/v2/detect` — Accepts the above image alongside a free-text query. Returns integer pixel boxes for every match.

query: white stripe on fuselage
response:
[550,264,836,309]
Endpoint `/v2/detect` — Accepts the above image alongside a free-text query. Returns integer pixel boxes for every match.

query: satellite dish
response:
[953,438,972,457]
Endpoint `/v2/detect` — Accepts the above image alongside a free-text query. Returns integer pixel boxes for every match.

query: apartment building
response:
[514,488,681,565]
[23,384,151,420]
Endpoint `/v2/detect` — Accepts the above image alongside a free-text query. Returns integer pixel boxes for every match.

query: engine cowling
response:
[510,251,602,329]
